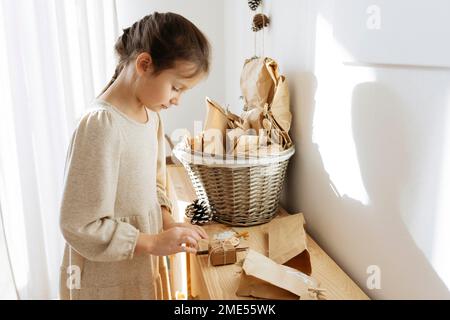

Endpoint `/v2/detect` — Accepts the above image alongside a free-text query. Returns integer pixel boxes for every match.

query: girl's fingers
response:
[179,241,197,254]
[194,226,208,239]
[187,225,207,240]
[185,228,202,241]
[182,245,197,254]
[182,236,198,250]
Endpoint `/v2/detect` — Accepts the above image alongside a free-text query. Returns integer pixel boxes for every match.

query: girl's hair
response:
[100,12,211,95]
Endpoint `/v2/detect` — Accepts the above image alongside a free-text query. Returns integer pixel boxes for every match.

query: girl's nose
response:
[170,97,179,106]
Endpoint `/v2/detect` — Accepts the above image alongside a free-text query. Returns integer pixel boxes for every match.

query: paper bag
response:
[233,135,260,157]
[240,57,293,150]
[191,134,203,153]
[204,97,228,149]
[240,57,278,110]
[226,128,245,154]
[270,75,292,133]
[236,273,299,300]
[237,249,320,300]
[203,128,225,156]
[241,107,264,131]
[268,213,312,275]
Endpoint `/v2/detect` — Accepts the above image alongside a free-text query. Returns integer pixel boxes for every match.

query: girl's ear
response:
[135,52,153,76]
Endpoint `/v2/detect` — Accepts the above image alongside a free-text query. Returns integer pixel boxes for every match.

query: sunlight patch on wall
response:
[312,14,374,206]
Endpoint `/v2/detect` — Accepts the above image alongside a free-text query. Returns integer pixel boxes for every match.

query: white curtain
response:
[0,0,119,299]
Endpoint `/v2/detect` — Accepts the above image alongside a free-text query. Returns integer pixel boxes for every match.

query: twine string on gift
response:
[208,240,235,266]
[208,241,227,266]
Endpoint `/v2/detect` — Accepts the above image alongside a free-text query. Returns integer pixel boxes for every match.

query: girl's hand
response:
[165,222,208,240]
[135,227,202,256]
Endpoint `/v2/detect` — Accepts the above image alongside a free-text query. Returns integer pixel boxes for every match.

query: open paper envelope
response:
[267,213,312,275]
[239,249,319,300]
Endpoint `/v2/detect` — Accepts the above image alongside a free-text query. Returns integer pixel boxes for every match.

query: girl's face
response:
[135,56,205,113]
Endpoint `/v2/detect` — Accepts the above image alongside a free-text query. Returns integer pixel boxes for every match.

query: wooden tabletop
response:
[168,165,370,300]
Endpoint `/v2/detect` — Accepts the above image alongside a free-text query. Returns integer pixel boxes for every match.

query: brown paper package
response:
[208,240,237,266]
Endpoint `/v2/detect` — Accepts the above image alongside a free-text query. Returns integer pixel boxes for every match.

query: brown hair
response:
[100,12,211,95]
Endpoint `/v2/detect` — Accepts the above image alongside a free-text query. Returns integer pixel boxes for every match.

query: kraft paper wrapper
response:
[191,134,203,153]
[208,240,237,266]
[203,128,225,156]
[240,57,278,110]
[226,128,245,154]
[240,57,292,149]
[270,75,292,133]
[268,213,312,276]
[233,135,260,157]
[241,108,264,131]
[236,273,299,300]
[238,249,319,300]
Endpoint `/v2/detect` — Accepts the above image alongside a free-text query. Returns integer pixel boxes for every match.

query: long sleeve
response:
[155,112,173,215]
[60,109,139,262]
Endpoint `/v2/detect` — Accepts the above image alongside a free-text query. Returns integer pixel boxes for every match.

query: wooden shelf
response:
[168,165,370,300]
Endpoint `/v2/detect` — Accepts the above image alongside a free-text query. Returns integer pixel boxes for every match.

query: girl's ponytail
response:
[99,12,211,96]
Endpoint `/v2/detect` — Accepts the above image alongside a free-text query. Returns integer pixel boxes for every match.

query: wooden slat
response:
[168,165,370,300]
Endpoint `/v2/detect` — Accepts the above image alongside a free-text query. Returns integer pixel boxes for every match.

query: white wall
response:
[115,0,225,138]
[224,0,450,299]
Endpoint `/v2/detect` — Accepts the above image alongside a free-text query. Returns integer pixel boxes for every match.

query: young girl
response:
[59,12,210,300]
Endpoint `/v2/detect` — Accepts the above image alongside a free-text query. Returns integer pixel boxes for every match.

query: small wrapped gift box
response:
[208,240,237,266]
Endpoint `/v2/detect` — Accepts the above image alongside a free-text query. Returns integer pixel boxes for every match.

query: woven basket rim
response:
[173,140,295,168]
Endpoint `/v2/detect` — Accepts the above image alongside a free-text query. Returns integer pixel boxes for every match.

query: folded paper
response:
[237,249,321,300]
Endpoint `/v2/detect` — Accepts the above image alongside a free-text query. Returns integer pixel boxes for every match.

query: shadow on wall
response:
[285,74,450,298]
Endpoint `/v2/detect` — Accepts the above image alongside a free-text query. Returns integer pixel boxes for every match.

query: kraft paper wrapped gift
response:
[208,240,237,266]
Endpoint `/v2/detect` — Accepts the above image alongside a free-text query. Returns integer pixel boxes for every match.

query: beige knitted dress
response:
[59,100,173,300]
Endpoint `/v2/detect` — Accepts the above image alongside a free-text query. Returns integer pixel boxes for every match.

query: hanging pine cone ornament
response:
[248,0,262,11]
[185,199,215,225]
[252,13,270,32]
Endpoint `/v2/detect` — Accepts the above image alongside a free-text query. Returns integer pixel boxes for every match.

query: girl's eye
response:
[172,86,181,92]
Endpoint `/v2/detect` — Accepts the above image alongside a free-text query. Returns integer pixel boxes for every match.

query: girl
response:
[59,12,210,300]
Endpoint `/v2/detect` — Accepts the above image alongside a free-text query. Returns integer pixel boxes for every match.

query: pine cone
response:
[185,199,215,225]
[248,0,262,11]
[252,13,270,32]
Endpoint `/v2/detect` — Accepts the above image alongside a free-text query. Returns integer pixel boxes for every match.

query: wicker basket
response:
[173,141,295,226]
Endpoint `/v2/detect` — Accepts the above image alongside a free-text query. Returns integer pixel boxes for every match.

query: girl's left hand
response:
[166,222,208,240]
